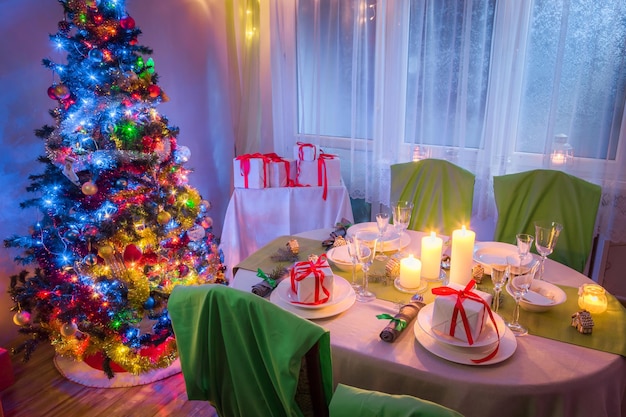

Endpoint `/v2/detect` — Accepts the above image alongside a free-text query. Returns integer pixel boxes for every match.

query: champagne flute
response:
[354,231,377,302]
[516,233,534,264]
[534,221,563,281]
[489,263,509,313]
[506,256,539,336]
[345,237,362,291]
[375,212,390,260]
[391,201,413,256]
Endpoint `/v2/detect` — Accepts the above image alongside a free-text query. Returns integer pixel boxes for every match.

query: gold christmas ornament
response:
[157,211,172,225]
[81,181,98,195]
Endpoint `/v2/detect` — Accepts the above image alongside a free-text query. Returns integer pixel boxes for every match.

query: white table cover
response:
[231,228,626,417]
[219,186,353,280]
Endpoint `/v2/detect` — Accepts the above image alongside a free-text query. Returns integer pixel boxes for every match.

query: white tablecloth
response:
[231,228,626,417]
[219,186,353,280]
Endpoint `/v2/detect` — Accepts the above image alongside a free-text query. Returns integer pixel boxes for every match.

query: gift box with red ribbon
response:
[233,153,270,189]
[290,255,334,305]
[296,154,342,198]
[264,153,297,187]
[431,281,493,345]
[293,142,319,161]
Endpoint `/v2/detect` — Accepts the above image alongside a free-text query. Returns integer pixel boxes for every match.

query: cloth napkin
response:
[379,300,425,343]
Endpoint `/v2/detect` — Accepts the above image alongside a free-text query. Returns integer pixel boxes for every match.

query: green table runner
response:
[235,236,626,357]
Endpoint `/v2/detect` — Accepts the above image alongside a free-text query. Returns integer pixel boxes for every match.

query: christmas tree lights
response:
[5,0,226,377]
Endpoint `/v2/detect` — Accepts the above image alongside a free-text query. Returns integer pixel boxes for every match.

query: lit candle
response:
[578,284,608,314]
[449,225,476,286]
[551,152,566,165]
[399,255,422,289]
[421,232,443,280]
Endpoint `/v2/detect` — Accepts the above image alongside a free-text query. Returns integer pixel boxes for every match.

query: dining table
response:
[229,225,626,417]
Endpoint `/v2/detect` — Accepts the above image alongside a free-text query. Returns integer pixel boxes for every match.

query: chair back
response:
[391,159,475,236]
[493,169,601,273]
[168,284,333,417]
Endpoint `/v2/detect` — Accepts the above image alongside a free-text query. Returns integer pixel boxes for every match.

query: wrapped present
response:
[233,153,270,189]
[0,347,15,390]
[296,154,342,199]
[431,281,493,345]
[290,255,334,305]
[293,141,319,161]
[265,153,297,187]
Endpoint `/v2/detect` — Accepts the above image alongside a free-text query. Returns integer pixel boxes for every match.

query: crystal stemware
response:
[506,256,539,336]
[354,231,377,302]
[391,201,413,256]
[345,237,361,291]
[534,221,563,281]
[489,263,509,313]
[516,233,534,264]
[374,212,390,260]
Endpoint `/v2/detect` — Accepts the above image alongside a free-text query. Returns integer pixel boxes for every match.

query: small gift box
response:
[290,255,334,305]
[431,281,492,344]
[0,347,15,390]
[265,153,297,187]
[293,142,319,161]
[296,154,342,191]
[233,154,270,189]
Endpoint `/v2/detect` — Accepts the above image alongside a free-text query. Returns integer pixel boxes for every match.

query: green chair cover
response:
[493,169,601,273]
[391,159,475,236]
[329,384,463,417]
[168,284,333,417]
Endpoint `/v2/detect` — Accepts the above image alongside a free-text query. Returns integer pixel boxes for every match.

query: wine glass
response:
[534,221,563,281]
[516,233,534,264]
[374,212,390,260]
[354,231,377,302]
[506,256,539,336]
[345,237,362,291]
[489,263,509,313]
[391,201,413,256]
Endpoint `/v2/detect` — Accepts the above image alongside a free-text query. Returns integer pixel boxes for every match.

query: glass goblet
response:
[489,263,509,313]
[374,212,390,260]
[534,221,563,281]
[345,237,362,291]
[354,231,377,303]
[391,201,413,256]
[516,233,534,264]
[506,256,539,336]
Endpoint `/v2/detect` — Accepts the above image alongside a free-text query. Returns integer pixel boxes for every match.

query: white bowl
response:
[326,246,360,272]
[506,279,567,312]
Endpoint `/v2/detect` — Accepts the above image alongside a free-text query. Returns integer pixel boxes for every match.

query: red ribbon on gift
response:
[296,141,317,161]
[431,280,501,364]
[317,153,337,200]
[264,152,295,187]
[235,153,269,188]
[290,254,331,305]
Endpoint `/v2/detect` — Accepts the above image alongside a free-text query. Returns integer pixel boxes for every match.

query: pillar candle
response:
[449,225,475,286]
[421,232,443,280]
[399,255,422,289]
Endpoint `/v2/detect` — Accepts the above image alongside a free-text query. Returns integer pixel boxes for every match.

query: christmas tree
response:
[5,0,226,377]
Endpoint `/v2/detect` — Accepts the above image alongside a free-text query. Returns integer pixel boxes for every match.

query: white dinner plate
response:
[417,302,506,349]
[275,274,353,309]
[270,277,356,319]
[347,222,411,252]
[473,242,518,274]
[414,319,517,366]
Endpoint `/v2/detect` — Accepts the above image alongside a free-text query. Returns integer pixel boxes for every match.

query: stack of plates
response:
[346,222,411,252]
[269,275,356,319]
[413,303,518,365]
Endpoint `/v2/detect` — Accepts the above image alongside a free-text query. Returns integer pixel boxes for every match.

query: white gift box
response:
[267,157,297,187]
[290,259,334,305]
[296,157,342,187]
[293,142,320,161]
[431,283,492,344]
[233,155,269,189]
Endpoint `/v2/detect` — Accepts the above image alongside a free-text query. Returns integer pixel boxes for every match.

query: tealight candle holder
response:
[577,284,608,314]
[394,254,427,294]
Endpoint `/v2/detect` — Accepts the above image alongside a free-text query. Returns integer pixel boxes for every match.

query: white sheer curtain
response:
[262,0,626,241]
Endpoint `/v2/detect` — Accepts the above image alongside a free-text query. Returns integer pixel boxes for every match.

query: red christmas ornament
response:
[48,83,71,100]
[120,16,136,30]
[148,85,161,98]
[123,244,143,264]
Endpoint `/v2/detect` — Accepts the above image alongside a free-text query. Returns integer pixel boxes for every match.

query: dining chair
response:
[390,159,475,236]
[168,284,464,417]
[493,169,602,273]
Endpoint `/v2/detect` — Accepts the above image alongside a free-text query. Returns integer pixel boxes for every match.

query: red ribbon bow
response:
[290,254,331,305]
[235,153,270,188]
[296,141,317,161]
[431,279,500,364]
[264,152,295,187]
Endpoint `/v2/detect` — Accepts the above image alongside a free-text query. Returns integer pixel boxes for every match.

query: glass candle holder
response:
[577,284,608,314]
